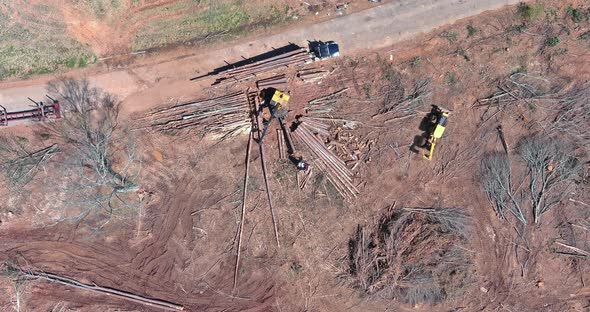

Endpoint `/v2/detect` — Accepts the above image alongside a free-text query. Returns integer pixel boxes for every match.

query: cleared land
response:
[1,0,590,312]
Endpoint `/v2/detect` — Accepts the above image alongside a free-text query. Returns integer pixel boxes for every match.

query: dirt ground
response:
[1,0,590,311]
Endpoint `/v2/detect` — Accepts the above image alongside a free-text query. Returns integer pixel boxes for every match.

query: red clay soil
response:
[1,1,590,311]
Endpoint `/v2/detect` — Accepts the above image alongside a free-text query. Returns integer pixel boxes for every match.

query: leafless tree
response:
[41,78,140,222]
[480,135,582,225]
[518,135,582,223]
[480,152,527,224]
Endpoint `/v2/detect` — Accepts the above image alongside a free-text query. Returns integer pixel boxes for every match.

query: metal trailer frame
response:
[0,95,61,126]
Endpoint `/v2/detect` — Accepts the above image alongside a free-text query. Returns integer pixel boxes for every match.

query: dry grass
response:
[132,0,290,51]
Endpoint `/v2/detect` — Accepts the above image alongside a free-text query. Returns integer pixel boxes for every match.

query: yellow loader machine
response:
[421,105,449,160]
[259,89,308,170]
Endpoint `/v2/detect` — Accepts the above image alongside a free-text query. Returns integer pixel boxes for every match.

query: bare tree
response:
[479,135,582,225]
[480,152,527,224]
[41,78,140,221]
[518,135,582,223]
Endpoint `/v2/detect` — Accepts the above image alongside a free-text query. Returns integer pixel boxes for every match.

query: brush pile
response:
[0,142,59,186]
[373,78,432,120]
[305,88,349,116]
[345,207,472,304]
[474,73,551,109]
[214,48,311,86]
[142,92,250,140]
[551,82,590,149]
[293,119,359,200]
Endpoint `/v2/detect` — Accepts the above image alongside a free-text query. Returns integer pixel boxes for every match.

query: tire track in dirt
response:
[0,169,274,310]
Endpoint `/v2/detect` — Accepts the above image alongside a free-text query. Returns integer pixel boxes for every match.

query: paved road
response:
[0,0,521,114]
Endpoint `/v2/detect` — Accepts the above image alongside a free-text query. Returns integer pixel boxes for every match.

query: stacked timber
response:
[142,92,250,140]
[297,68,329,83]
[293,120,359,200]
[256,74,288,89]
[214,48,311,86]
[305,88,349,116]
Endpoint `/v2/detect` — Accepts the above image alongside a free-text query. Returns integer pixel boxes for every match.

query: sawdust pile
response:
[344,207,473,305]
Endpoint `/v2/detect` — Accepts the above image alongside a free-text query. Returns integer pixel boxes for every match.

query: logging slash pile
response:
[344,207,472,304]
[141,92,251,140]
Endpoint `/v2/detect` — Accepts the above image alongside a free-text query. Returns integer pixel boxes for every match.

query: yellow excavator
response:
[422,105,449,160]
[259,89,308,170]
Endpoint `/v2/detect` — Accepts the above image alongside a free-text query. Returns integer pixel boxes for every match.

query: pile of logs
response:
[297,116,331,137]
[141,92,250,140]
[297,68,330,83]
[214,48,311,86]
[305,88,349,116]
[327,129,375,171]
[256,74,288,89]
[293,120,359,200]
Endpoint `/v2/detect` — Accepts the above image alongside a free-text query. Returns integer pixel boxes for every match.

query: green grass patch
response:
[545,36,560,47]
[440,31,459,44]
[133,1,289,51]
[0,3,95,80]
[566,5,588,23]
[517,2,545,22]
[467,25,478,37]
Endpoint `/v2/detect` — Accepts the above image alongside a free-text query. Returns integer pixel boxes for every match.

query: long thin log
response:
[277,129,285,159]
[18,269,184,311]
[233,130,253,291]
[555,242,590,257]
[254,96,280,247]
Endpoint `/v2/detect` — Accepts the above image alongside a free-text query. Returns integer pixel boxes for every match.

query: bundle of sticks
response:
[142,92,250,140]
[305,88,349,116]
[373,78,432,119]
[297,67,330,83]
[256,74,288,89]
[293,120,359,200]
[474,73,545,108]
[214,49,311,86]
[2,144,59,186]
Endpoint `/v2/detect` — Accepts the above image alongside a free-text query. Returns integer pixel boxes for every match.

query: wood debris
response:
[276,129,286,159]
[297,67,330,83]
[141,92,250,140]
[298,167,313,190]
[214,48,311,86]
[327,128,375,171]
[474,73,547,108]
[305,88,349,116]
[293,120,359,200]
[8,265,184,311]
[2,144,59,186]
[256,74,288,89]
[373,78,432,119]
